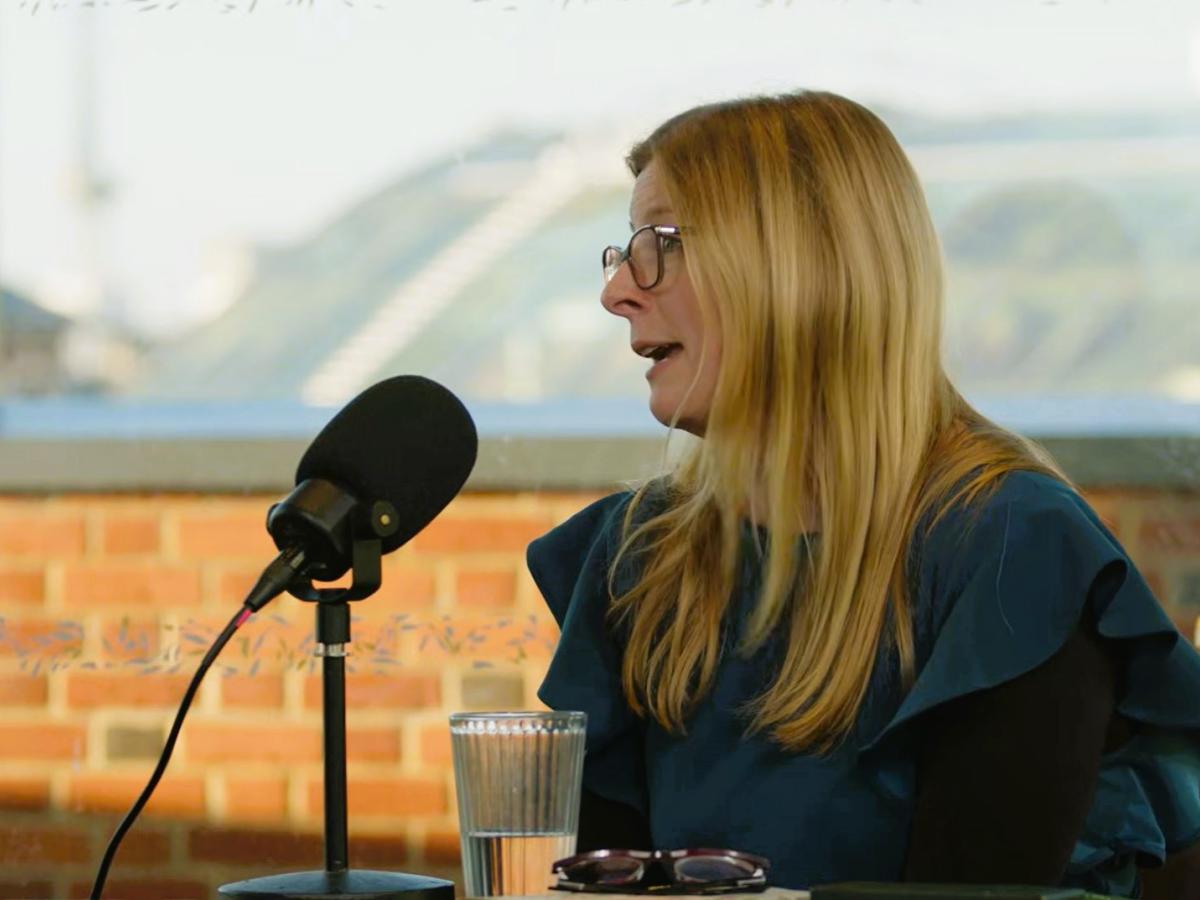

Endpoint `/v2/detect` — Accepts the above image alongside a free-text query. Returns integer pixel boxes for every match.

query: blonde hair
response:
[608,91,1067,753]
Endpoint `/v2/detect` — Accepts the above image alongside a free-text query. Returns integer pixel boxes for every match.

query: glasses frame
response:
[602,224,684,290]
[552,847,769,895]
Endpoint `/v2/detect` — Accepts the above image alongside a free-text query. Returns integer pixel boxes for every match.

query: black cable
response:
[90,604,252,900]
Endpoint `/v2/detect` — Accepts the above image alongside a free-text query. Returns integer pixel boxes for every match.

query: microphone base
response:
[218,868,456,900]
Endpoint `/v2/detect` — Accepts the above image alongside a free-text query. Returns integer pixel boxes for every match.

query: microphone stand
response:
[219,536,455,900]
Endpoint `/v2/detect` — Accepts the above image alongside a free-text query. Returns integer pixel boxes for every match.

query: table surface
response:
[506,890,810,900]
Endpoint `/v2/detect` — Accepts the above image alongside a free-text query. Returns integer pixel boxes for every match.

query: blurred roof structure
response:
[126,128,637,405]
[1,285,67,335]
[124,106,1200,407]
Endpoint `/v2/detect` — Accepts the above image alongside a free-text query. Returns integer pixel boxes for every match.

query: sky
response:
[1,0,1199,335]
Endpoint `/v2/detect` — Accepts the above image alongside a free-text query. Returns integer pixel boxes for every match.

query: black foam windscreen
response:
[295,375,478,554]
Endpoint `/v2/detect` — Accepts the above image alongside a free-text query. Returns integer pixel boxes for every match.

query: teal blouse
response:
[528,471,1200,897]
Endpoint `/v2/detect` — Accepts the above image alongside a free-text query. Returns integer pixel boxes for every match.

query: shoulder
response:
[861,470,1138,749]
[916,470,1121,611]
[900,467,1154,684]
[526,490,640,626]
[528,491,634,561]
[930,469,1107,550]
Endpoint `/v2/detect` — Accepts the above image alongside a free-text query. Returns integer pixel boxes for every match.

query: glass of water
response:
[450,711,587,897]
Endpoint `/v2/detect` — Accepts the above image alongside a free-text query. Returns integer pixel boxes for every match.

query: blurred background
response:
[1,1,1198,897]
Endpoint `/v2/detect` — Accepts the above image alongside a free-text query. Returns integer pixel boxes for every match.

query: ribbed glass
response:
[450,711,587,897]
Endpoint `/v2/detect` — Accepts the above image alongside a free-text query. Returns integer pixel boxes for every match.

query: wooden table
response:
[502,890,810,900]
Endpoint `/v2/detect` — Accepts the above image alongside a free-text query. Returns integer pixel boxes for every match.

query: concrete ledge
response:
[1,434,1198,493]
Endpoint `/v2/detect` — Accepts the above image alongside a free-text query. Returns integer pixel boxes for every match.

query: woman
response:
[527,92,1200,897]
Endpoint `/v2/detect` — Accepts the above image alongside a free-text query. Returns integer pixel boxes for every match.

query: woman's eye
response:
[662,238,682,253]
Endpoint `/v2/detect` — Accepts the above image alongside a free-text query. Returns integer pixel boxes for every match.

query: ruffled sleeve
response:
[529,491,649,814]
[861,471,1200,887]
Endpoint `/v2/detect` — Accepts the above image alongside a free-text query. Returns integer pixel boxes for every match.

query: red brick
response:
[218,565,335,606]
[307,776,446,817]
[419,723,452,766]
[109,828,171,864]
[0,674,48,706]
[1169,609,1198,641]
[0,879,53,899]
[177,512,276,560]
[423,828,463,865]
[216,566,262,604]
[188,723,322,764]
[188,825,323,866]
[224,775,288,821]
[68,878,207,900]
[0,824,89,864]
[0,723,86,760]
[0,512,85,557]
[1141,568,1169,604]
[409,516,554,554]
[220,673,284,708]
[1080,490,1123,537]
[66,673,190,709]
[350,833,410,868]
[304,672,440,710]
[101,514,161,555]
[62,563,201,608]
[0,617,84,658]
[0,566,45,606]
[373,563,438,608]
[0,776,50,810]
[456,567,517,609]
[67,773,206,817]
[347,727,402,763]
[1139,517,1200,556]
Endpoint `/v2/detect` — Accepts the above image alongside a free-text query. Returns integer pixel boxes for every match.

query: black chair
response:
[1141,838,1200,900]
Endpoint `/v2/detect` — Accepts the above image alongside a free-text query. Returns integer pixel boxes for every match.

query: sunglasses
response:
[552,848,770,895]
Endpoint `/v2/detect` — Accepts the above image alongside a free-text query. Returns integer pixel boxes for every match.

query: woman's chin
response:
[649,396,706,436]
[648,393,677,427]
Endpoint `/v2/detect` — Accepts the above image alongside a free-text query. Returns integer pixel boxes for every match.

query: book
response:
[810,884,1111,900]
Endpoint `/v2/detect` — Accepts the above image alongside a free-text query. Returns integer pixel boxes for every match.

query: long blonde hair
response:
[608,91,1067,753]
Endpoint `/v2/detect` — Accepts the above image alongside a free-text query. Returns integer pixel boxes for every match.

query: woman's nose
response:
[600,262,647,319]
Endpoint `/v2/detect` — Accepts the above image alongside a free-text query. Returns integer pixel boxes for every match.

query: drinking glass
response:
[450,711,587,897]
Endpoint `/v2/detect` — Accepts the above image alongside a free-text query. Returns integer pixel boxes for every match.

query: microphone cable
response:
[89,603,254,900]
[87,374,477,898]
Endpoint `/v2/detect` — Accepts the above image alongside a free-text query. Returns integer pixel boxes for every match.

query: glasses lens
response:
[602,246,622,283]
[672,855,760,883]
[561,857,644,885]
[629,228,660,289]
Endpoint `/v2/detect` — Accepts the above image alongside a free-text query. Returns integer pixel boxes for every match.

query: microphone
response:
[243,374,478,610]
[92,376,475,900]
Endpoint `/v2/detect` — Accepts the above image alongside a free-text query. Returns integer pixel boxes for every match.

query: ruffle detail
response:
[859,473,1200,892]
[528,492,649,814]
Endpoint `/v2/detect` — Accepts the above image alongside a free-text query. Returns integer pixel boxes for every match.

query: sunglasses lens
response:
[561,857,644,884]
[673,855,759,883]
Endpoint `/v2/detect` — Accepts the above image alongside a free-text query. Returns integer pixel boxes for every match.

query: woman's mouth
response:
[644,343,682,379]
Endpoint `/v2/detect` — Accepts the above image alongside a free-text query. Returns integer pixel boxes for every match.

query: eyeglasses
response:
[552,848,769,895]
[602,224,684,290]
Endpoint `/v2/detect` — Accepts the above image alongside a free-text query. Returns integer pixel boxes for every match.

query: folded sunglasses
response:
[552,848,770,895]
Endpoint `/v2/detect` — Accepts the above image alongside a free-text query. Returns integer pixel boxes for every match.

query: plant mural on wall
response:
[1,611,558,678]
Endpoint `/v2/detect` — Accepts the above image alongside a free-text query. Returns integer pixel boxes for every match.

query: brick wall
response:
[0,486,1197,899]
